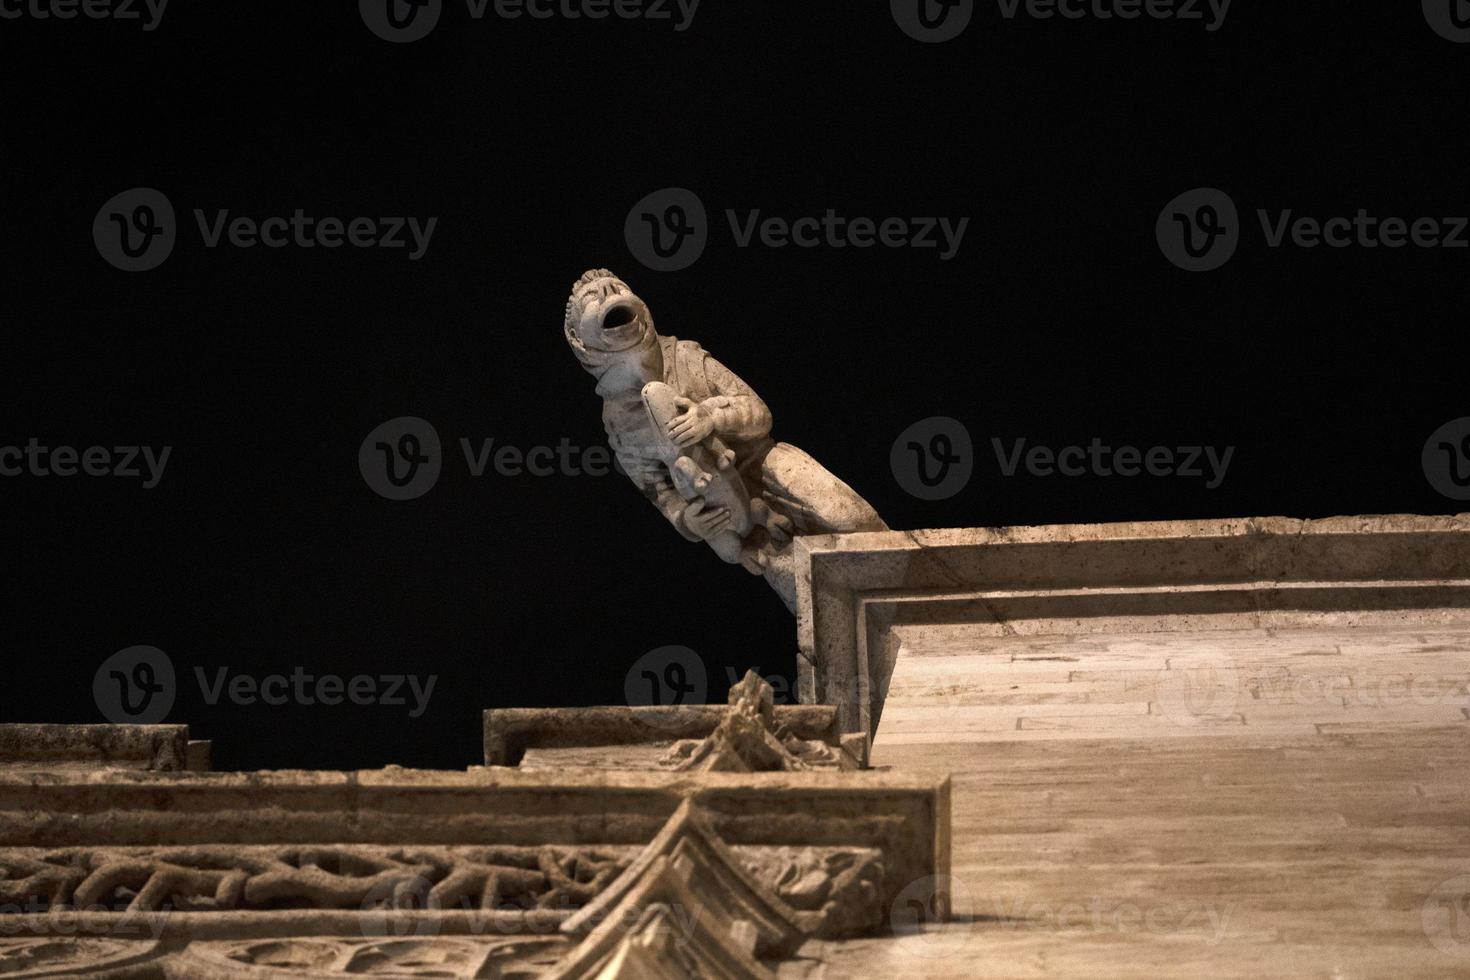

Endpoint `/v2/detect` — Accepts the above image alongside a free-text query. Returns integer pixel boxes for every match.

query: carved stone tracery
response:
[0,845,635,917]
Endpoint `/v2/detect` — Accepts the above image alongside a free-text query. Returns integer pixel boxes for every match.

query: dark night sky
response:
[2,1,1466,770]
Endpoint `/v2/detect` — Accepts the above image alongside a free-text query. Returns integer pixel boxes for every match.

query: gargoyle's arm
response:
[701,356,772,442]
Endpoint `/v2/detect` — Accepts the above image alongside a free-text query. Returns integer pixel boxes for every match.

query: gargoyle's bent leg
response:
[758,443,887,536]
[754,442,888,612]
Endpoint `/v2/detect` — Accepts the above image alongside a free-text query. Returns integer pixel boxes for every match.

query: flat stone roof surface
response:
[808,622,1470,978]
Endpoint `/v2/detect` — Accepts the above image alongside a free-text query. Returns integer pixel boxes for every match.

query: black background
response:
[2,1,1465,770]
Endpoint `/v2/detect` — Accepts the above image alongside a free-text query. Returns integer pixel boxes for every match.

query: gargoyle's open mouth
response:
[601,304,638,331]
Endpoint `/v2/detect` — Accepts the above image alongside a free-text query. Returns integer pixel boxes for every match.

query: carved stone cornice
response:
[0,767,948,977]
[795,515,1470,736]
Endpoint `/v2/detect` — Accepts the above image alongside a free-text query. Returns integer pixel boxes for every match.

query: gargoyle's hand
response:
[667,397,716,448]
[682,497,732,539]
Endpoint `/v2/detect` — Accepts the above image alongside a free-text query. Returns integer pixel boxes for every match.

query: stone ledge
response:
[482,704,843,767]
[0,724,201,772]
[795,514,1470,736]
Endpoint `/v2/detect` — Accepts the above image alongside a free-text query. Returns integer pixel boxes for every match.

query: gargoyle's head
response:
[564,269,654,358]
[564,269,662,391]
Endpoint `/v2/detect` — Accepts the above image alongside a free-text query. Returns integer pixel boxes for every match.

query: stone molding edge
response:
[794,514,1470,736]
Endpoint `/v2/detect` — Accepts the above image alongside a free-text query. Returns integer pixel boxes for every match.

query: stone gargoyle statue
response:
[564,269,887,611]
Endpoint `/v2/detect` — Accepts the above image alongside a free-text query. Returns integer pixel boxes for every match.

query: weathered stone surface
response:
[548,853,775,979]
[733,845,884,939]
[0,724,200,772]
[561,799,805,961]
[18,511,1458,975]
[830,622,1470,978]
